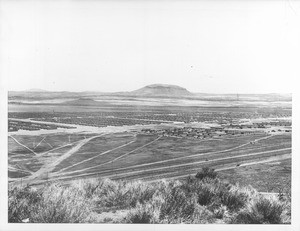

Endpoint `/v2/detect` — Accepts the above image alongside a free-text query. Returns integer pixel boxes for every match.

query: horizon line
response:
[8,89,292,95]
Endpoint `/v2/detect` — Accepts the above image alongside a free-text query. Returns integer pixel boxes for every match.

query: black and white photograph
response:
[0,0,299,230]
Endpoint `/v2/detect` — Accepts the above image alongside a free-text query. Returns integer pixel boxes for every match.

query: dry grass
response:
[8,172,291,224]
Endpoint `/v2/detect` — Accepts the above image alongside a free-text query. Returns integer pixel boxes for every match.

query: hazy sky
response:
[1,0,300,93]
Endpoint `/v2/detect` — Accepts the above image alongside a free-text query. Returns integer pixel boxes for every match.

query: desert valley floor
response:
[8,90,292,193]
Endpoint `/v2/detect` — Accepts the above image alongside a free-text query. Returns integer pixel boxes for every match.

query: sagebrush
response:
[8,173,291,224]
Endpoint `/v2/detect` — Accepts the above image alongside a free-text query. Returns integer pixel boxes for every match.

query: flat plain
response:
[8,92,292,193]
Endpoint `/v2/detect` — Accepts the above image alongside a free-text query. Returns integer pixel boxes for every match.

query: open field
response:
[218,158,291,193]
[8,128,291,193]
[8,99,292,193]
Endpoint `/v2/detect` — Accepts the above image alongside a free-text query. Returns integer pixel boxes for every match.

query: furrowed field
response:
[8,129,291,192]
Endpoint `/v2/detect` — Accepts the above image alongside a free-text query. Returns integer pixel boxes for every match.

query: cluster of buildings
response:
[8,120,74,132]
[141,126,262,139]
[141,119,292,139]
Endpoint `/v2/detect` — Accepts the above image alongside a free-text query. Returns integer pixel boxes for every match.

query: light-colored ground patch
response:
[95,209,129,223]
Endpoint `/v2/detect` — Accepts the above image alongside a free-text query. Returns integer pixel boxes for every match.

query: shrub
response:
[183,178,220,206]
[219,186,249,211]
[191,205,216,224]
[159,186,198,222]
[9,184,94,223]
[8,185,42,223]
[30,184,94,223]
[212,205,229,219]
[72,178,106,199]
[96,180,130,208]
[8,177,291,224]
[196,185,216,206]
[127,181,158,207]
[126,204,155,223]
[125,196,163,223]
[93,179,157,210]
[125,181,204,224]
[231,195,285,224]
[195,167,217,180]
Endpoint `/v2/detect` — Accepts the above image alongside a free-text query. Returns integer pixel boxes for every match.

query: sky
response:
[1,0,300,93]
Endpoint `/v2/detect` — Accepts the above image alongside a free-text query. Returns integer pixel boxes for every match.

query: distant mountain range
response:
[8,84,292,102]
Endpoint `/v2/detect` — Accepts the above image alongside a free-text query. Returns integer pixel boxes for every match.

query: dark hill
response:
[63,98,101,106]
[130,84,193,97]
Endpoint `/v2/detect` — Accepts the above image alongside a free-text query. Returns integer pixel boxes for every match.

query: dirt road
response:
[54,135,162,176]
[21,134,106,183]
[142,153,291,182]
[9,135,37,155]
[59,134,275,178]
[53,136,137,174]
[40,147,290,184]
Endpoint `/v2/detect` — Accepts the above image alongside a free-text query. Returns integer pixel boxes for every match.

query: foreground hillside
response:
[8,169,291,224]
